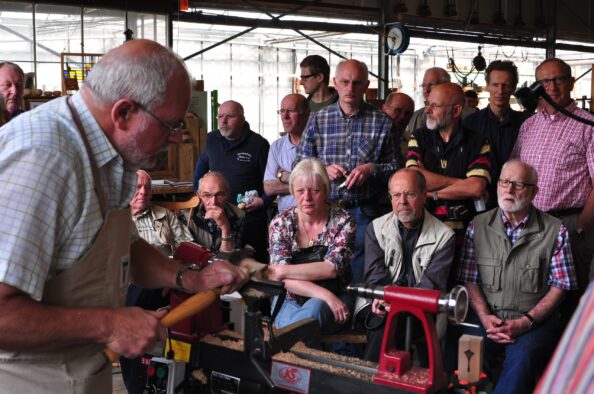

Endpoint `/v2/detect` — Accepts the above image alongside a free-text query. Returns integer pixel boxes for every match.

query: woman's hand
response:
[266,264,285,281]
[323,293,350,324]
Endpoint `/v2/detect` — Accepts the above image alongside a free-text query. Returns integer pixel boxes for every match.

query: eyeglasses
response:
[426,103,456,111]
[200,191,227,200]
[497,179,535,190]
[134,102,184,134]
[389,191,419,201]
[300,73,318,81]
[537,76,572,86]
[277,108,300,115]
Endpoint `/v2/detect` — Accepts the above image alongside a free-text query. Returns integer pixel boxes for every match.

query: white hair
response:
[84,43,188,111]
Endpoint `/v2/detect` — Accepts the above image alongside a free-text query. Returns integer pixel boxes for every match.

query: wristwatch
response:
[523,312,536,330]
[276,169,284,183]
[175,264,201,293]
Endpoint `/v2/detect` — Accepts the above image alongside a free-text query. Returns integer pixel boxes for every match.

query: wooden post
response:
[458,334,483,383]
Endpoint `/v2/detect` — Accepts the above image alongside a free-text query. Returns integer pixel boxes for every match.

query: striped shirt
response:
[511,101,594,211]
[458,210,576,290]
[295,101,398,201]
[0,93,137,301]
[406,126,491,231]
[535,281,594,394]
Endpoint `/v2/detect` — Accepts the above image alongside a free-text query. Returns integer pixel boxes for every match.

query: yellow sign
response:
[164,339,192,363]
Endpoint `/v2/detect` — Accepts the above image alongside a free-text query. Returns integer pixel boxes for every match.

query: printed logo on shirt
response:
[440,159,448,169]
[237,152,253,162]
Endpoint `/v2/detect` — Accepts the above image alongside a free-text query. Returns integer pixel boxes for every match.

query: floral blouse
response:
[268,205,355,299]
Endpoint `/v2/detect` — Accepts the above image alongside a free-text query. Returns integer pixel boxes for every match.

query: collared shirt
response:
[458,210,576,290]
[187,202,245,252]
[133,206,193,254]
[463,106,532,206]
[264,134,296,212]
[296,101,398,201]
[511,101,594,211]
[0,93,137,301]
[407,125,491,230]
[269,205,355,301]
[396,220,422,287]
[535,281,594,394]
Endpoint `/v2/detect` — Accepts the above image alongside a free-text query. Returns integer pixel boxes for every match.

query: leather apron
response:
[0,99,131,393]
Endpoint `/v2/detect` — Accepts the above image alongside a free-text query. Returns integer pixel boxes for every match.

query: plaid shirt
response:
[458,209,576,290]
[0,93,138,301]
[133,206,194,254]
[295,101,399,201]
[511,101,594,211]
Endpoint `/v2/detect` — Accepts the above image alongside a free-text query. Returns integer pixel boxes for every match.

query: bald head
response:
[279,94,309,137]
[334,59,370,114]
[426,83,465,132]
[383,92,414,131]
[432,83,465,106]
[218,100,246,140]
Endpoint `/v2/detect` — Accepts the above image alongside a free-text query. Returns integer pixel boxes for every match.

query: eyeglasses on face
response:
[389,191,419,201]
[497,179,535,190]
[134,101,184,134]
[537,76,572,86]
[426,103,456,111]
[200,191,227,200]
[277,108,300,115]
[300,73,318,81]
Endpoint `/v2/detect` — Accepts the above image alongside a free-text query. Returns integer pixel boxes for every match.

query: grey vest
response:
[473,206,561,320]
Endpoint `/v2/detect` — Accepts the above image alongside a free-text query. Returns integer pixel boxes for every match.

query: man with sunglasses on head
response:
[457,159,576,394]
[511,58,594,316]
[406,83,491,254]
[264,93,310,213]
[300,55,338,113]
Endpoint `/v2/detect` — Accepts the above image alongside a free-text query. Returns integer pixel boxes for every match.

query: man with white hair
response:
[132,170,193,255]
[457,159,576,394]
[0,40,247,392]
[193,100,270,262]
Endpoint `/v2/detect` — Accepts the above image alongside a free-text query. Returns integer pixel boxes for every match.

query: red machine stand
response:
[375,287,445,393]
[348,284,468,394]
[170,242,223,338]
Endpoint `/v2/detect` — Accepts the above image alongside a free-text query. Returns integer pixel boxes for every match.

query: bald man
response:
[407,67,474,134]
[193,100,270,262]
[382,91,415,159]
[264,93,310,212]
[406,83,491,251]
[296,59,398,283]
[0,61,24,119]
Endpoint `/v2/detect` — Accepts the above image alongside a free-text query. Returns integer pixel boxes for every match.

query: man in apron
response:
[0,39,248,393]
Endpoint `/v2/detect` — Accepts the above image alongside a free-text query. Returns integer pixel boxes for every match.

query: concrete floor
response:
[112,366,127,394]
